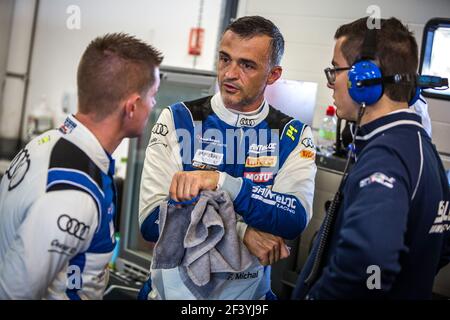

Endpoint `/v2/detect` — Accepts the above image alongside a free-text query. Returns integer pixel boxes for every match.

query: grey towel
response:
[151,190,256,299]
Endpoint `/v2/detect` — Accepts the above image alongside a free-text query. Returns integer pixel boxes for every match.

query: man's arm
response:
[139,108,182,242]
[0,190,97,299]
[307,148,409,299]
[243,226,290,265]
[220,126,317,240]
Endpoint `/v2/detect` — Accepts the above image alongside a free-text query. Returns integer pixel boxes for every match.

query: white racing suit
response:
[0,115,117,299]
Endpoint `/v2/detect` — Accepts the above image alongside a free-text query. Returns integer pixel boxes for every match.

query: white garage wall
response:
[237,0,450,155]
[0,0,37,140]
[2,0,224,140]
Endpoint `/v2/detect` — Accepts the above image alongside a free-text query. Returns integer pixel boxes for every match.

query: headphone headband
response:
[355,74,414,87]
[348,25,448,106]
[359,28,377,61]
[356,74,448,89]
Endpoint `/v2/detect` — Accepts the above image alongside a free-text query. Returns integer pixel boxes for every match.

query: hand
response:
[243,226,290,266]
[169,170,219,202]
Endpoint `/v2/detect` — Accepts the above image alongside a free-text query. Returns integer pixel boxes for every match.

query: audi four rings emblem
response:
[57,214,90,240]
[239,118,255,126]
[152,122,169,136]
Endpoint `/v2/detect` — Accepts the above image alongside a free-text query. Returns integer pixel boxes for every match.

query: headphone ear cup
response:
[347,60,383,105]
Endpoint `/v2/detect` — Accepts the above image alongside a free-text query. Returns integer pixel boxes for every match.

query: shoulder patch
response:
[48,138,102,186]
[47,139,104,214]
[182,96,214,121]
[282,120,306,144]
[265,105,294,132]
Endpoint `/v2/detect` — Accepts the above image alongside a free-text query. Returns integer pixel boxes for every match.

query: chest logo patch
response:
[193,149,223,167]
[245,156,277,168]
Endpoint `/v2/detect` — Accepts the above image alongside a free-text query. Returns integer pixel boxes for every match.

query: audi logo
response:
[57,214,90,240]
[239,118,255,127]
[152,122,169,136]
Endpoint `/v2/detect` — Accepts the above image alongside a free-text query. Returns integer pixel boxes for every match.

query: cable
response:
[304,103,366,288]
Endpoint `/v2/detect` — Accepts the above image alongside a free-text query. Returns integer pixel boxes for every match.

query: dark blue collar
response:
[354,109,424,156]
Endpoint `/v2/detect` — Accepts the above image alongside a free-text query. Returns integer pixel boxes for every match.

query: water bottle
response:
[318,105,337,156]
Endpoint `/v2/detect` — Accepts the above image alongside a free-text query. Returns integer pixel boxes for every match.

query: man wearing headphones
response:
[293,17,450,299]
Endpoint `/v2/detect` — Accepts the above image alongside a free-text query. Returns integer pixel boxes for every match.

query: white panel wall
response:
[237,0,450,154]
[0,0,14,105]
[26,0,222,133]
[2,0,223,140]
[0,0,37,139]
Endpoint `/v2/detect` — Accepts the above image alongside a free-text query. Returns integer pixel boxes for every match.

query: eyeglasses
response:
[324,66,351,85]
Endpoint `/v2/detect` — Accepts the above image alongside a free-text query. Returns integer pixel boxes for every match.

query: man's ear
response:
[267,66,282,85]
[124,94,140,119]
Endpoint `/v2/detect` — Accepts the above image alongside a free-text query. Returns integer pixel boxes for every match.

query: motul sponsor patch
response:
[244,172,273,183]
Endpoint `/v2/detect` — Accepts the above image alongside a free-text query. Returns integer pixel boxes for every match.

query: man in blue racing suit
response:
[139,16,317,300]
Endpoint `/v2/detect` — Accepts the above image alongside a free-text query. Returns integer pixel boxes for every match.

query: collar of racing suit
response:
[210,92,270,128]
[354,108,424,157]
[61,114,115,176]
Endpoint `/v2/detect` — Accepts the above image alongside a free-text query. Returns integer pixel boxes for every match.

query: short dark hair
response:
[77,33,163,119]
[225,16,284,66]
[335,17,418,102]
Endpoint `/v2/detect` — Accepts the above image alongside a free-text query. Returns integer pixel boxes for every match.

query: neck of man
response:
[74,112,123,155]
[226,94,265,114]
[360,95,409,126]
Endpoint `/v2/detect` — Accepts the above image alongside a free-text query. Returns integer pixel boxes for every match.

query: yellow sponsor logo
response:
[37,135,51,145]
[300,149,315,160]
[245,156,277,168]
[286,125,298,141]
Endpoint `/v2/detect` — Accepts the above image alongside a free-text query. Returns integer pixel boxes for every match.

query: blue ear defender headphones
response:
[347,28,449,107]
[347,28,418,106]
[347,60,383,106]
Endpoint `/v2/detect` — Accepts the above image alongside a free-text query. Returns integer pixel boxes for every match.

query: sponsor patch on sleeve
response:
[286,125,299,141]
[300,149,315,160]
[359,172,396,189]
[301,137,316,149]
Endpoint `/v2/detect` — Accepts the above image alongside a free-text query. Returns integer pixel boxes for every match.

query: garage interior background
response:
[0,0,449,299]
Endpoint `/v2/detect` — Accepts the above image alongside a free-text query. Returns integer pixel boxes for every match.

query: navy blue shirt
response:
[293,109,450,299]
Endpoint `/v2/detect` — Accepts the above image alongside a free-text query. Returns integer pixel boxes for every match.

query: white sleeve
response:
[138,108,182,226]
[0,190,98,299]
[272,125,317,224]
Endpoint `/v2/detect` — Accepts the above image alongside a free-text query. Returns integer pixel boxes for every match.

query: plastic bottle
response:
[318,105,337,156]
[26,95,55,141]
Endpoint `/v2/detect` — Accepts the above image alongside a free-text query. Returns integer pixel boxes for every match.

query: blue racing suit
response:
[139,92,317,299]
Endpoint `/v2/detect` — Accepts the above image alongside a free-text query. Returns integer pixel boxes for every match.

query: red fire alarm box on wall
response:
[188,27,204,56]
